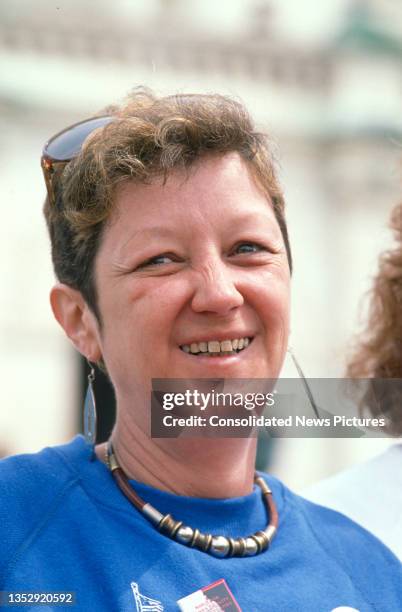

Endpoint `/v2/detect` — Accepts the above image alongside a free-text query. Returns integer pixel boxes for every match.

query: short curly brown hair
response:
[347,202,402,434]
[43,88,292,320]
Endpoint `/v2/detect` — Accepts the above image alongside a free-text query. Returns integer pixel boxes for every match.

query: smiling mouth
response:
[179,337,253,357]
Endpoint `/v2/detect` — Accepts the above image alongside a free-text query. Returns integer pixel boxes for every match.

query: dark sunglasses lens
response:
[44,116,114,161]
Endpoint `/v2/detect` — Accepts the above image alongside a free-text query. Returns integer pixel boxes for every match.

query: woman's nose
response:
[191,260,244,316]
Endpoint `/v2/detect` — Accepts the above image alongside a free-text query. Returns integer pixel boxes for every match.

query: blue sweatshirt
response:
[0,436,401,611]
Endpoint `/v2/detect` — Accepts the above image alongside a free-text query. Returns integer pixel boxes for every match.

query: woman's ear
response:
[50,283,102,362]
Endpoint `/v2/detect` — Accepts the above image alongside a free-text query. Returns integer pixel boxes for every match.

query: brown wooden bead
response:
[203,533,213,552]
[227,537,237,557]
[158,514,176,536]
[236,537,247,556]
[194,532,213,552]
[255,530,269,549]
[252,531,269,552]
[229,538,245,557]
[190,528,201,547]
[170,520,183,538]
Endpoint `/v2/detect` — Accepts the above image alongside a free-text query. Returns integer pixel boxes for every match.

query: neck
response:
[95,411,258,498]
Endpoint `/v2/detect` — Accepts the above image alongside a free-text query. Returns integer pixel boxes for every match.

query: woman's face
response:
[93,153,290,404]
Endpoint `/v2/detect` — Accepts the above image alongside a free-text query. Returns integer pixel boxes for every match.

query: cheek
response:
[129,279,189,332]
[102,278,188,354]
[249,270,291,330]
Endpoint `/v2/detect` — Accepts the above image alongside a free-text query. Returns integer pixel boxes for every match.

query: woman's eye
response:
[232,242,265,255]
[139,254,175,268]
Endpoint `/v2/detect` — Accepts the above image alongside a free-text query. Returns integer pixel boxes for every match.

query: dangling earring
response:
[84,360,97,458]
[287,345,320,418]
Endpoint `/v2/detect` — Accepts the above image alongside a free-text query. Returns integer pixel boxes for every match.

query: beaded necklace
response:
[105,441,278,558]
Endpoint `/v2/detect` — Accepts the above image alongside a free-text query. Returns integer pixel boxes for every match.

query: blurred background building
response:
[1,0,401,488]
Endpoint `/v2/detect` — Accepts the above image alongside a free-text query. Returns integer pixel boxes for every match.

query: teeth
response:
[208,341,221,353]
[181,337,252,355]
[220,340,232,352]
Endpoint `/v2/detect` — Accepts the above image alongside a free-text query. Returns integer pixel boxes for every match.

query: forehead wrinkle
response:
[115,225,180,259]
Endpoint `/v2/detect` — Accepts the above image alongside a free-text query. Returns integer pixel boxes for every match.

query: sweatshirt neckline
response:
[54,435,286,536]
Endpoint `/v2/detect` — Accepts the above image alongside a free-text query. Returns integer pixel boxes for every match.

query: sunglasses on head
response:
[41,115,115,206]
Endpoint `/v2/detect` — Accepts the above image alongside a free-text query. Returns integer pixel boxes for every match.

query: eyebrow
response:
[118,226,178,254]
[143,216,264,232]
[229,212,276,226]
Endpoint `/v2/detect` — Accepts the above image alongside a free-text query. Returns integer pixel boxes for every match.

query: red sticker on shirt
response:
[177,578,242,611]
